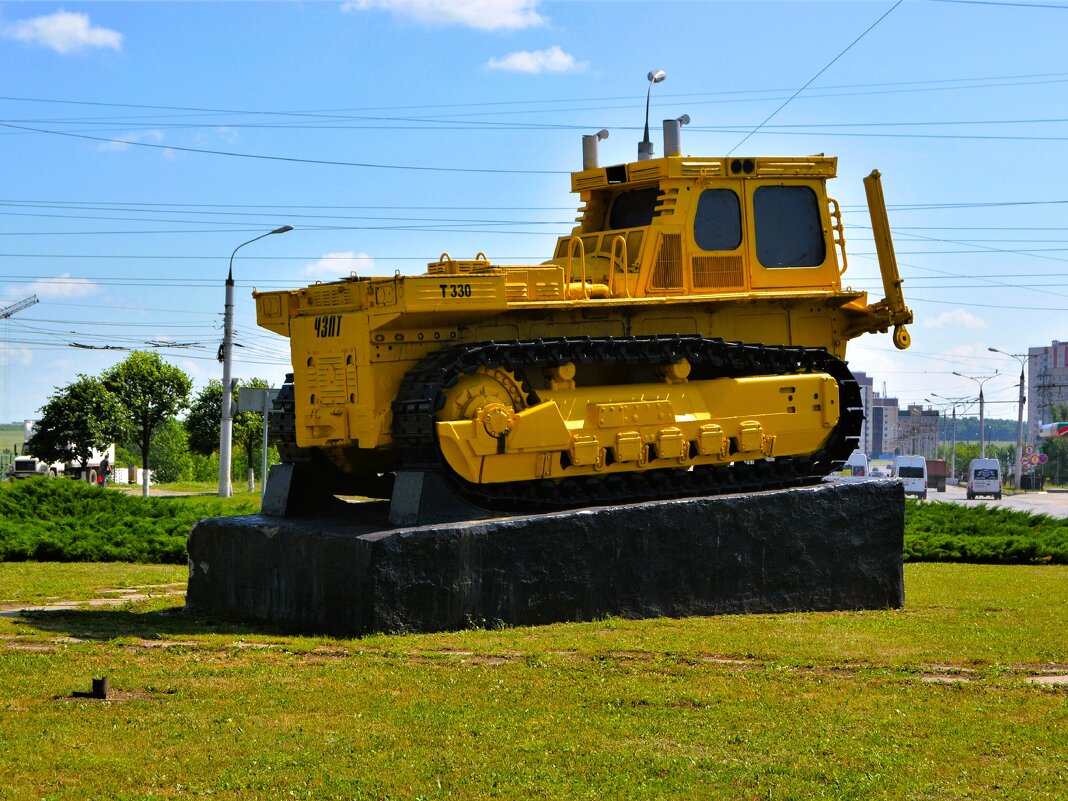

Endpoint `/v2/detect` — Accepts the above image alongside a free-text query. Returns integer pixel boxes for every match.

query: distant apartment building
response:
[852,371,875,455]
[870,395,899,457]
[862,389,939,458]
[1027,340,1068,440]
[898,404,940,458]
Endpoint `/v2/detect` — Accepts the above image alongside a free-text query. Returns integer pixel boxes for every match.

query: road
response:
[921,483,1068,519]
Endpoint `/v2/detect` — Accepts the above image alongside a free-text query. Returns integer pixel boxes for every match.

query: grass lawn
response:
[0,562,1065,800]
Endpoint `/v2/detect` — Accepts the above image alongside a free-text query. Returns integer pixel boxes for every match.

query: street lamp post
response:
[925,398,945,460]
[219,225,293,498]
[988,347,1036,490]
[928,393,968,479]
[637,69,666,160]
[952,371,999,460]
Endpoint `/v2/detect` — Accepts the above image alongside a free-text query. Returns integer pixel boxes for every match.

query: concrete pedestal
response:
[185,481,904,636]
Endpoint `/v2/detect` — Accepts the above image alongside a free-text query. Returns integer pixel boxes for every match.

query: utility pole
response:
[989,348,1038,490]
[930,394,967,479]
[953,371,999,459]
[219,227,292,498]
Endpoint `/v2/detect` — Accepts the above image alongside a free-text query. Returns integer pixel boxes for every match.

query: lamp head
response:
[271,225,294,235]
[648,70,666,84]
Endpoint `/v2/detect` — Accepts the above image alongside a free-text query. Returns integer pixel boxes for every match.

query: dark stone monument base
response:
[185,481,904,636]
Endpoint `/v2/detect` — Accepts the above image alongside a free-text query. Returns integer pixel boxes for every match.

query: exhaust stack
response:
[663,114,690,157]
[582,129,609,170]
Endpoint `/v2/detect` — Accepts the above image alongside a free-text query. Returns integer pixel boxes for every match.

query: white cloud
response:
[341,0,545,31]
[4,10,122,54]
[485,45,588,74]
[97,130,165,153]
[927,308,988,330]
[216,126,240,144]
[0,345,33,369]
[7,275,102,300]
[194,127,240,147]
[302,252,378,279]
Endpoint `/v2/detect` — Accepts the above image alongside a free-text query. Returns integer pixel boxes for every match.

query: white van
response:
[967,458,1002,500]
[832,451,869,482]
[893,455,928,500]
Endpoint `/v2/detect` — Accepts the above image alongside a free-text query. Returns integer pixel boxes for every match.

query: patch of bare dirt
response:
[0,584,185,617]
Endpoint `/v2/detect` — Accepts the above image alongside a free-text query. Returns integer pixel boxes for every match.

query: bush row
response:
[1,479,1065,565]
[904,499,1067,564]
[0,478,257,564]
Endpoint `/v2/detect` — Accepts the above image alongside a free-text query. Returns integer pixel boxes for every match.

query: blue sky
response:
[1,0,1066,427]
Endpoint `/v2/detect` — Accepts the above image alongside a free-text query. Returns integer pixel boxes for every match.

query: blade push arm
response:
[863,170,913,349]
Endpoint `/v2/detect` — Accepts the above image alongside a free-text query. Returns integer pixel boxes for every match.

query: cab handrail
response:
[565,236,589,299]
[609,235,630,298]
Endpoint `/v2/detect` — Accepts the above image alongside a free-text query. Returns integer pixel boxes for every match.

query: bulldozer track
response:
[388,335,863,512]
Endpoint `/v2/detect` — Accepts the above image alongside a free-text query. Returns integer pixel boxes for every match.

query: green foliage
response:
[185,377,273,479]
[189,450,219,482]
[184,378,225,456]
[904,499,1068,564]
[148,418,194,483]
[0,477,256,563]
[937,442,1014,480]
[943,416,1019,441]
[24,375,125,468]
[114,444,140,469]
[102,351,192,480]
[121,444,219,482]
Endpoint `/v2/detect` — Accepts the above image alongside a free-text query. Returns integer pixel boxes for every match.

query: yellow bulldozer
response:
[254,101,912,516]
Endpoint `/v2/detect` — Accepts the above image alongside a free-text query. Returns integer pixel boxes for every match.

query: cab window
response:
[609,187,659,230]
[753,185,826,267]
[694,189,741,251]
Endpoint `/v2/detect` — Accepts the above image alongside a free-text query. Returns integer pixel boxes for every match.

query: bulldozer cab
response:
[552,153,846,300]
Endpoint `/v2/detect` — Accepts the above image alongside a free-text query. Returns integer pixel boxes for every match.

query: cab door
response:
[746,180,840,291]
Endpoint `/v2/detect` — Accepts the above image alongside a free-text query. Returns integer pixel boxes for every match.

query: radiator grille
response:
[692,254,744,290]
[650,234,683,290]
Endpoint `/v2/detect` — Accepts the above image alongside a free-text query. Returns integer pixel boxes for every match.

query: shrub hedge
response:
[1,479,1065,565]
[0,478,257,564]
[904,499,1067,564]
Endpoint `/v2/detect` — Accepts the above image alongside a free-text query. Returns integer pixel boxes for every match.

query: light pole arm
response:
[228,226,291,281]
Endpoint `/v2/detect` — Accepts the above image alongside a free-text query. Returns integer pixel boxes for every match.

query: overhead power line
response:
[728,0,903,154]
[928,0,1068,9]
[3,70,1066,118]
[0,122,569,176]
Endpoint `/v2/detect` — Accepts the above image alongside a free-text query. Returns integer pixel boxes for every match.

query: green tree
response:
[102,352,192,496]
[26,375,125,480]
[149,418,193,483]
[185,377,271,482]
